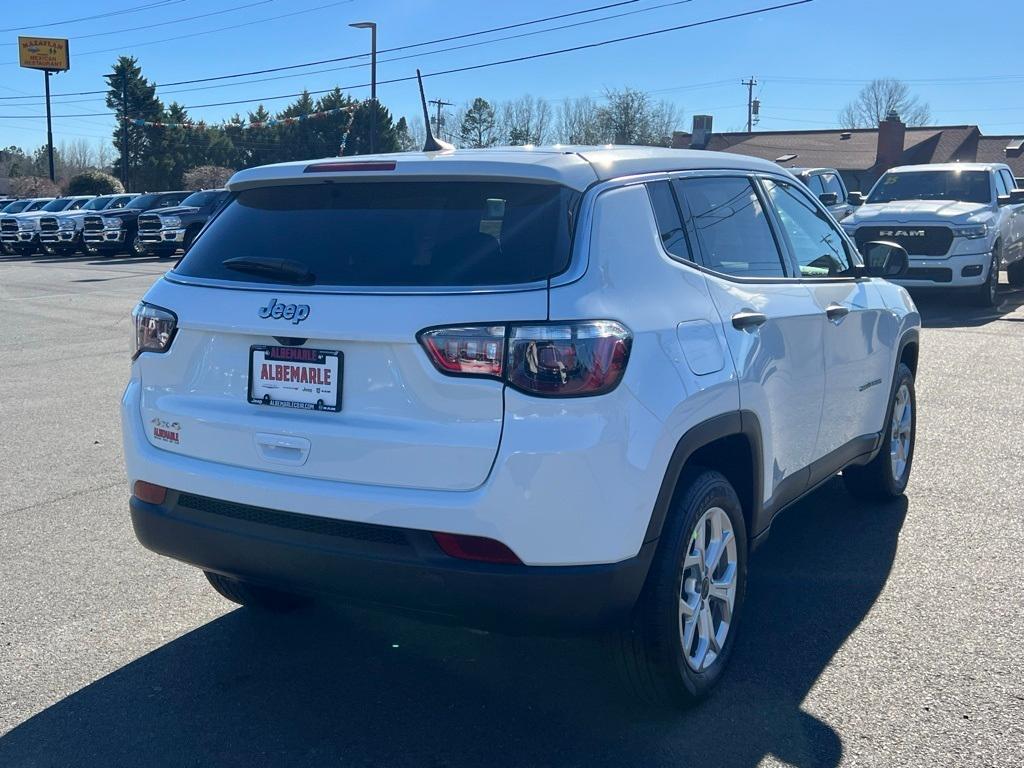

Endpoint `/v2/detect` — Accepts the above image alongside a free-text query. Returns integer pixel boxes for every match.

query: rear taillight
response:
[132,302,177,359]
[418,321,631,397]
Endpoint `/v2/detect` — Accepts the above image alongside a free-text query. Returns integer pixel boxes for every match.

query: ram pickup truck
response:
[788,167,855,221]
[0,196,94,255]
[0,197,59,254]
[83,190,192,257]
[137,189,229,258]
[843,163,1024,306]
[39,194,138,255]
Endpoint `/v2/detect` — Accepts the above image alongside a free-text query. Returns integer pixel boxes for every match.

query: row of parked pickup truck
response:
[0,188,229,259]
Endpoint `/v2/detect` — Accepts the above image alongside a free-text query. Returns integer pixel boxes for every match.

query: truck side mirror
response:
[861,241,909,278]
[848,191,866,206]
[1009,189,1024,204]
[818,192,839,206]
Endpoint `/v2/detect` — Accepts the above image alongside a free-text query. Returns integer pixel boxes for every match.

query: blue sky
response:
[1,0,1022,154]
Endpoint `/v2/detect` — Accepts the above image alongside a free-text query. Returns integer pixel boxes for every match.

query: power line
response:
[0,0,184,32]
[0,1,814,119]
[0,0,645,99]
[0,0,274,46]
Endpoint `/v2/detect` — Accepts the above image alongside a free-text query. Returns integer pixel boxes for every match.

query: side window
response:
[821,173,846,201]
[762,178,854,277]
[999,169,1017,192]
[646,181,692,261]
[673,176,787,278]
[804,174,825,195]
[994,172,1009,197]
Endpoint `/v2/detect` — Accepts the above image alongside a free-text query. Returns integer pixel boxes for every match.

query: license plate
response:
[248,346,342,412]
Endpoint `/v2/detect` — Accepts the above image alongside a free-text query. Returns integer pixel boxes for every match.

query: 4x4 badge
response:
[258,298,310,324]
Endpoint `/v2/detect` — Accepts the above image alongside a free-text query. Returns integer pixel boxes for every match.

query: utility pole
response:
[429,98,452,142]
[742,76,758,133]
[349,21,377,154]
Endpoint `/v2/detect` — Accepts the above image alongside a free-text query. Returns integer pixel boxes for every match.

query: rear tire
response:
[203,571,306,612]
[612,468,747,708]
[1008,258,1024,288]
[843,362,916,501]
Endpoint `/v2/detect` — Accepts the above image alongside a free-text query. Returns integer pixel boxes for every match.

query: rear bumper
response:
[130,490,654,632]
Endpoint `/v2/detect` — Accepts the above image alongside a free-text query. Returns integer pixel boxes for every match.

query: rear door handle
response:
[826,304,850,321]
[731,310,767,330]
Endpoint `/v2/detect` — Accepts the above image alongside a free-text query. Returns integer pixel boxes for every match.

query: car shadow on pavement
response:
[0,479,906,768]
[913,282,1024,328]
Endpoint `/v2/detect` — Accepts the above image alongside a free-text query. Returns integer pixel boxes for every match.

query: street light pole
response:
[43,71,55,182]
[349,21,377,154]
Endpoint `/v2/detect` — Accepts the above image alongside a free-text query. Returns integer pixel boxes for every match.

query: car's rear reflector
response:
[432,532,522,565]
[133,481,167,504]
[303,161,397,173]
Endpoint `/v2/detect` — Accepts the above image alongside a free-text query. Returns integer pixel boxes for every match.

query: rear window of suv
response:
[173,181,578,287]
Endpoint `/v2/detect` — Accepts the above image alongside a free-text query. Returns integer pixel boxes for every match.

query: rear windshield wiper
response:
[222,256,314,284]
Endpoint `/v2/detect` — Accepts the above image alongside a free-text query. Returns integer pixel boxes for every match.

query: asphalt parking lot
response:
[1,252,1022,768]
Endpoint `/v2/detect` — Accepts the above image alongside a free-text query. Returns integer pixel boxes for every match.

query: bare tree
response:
[839,78,931,128]
[95,139,115,173]
[59,138,95,176]
[499,96,552,145]
[556,96,603,144]
[598,87,680,146]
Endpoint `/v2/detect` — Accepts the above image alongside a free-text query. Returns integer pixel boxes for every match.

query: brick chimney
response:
[875,110,905,170]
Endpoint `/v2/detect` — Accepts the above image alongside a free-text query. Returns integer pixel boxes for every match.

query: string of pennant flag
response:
[124,104,358,131]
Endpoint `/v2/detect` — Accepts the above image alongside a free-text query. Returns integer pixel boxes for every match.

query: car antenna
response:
[417,69,453,152]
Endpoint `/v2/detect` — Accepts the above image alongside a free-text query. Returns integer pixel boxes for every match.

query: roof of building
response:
[227,145,787,192]
[673,125,1024,177]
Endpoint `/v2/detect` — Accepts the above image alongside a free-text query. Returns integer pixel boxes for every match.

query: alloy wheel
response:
[889,383,913,481]
[679,506,737,672]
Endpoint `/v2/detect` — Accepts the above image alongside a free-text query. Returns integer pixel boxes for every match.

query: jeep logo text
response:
[258,298,310,324]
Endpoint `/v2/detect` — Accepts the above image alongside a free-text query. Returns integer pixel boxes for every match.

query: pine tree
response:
[460,98,498,148]
[105,56,164,191]
[344,101,399,155]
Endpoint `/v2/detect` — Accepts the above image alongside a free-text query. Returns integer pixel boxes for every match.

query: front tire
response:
[844,362,916,500]
[129,235,146,258]
[613,468,747,708]
[973,248,1000,307]
[204,571,306,612]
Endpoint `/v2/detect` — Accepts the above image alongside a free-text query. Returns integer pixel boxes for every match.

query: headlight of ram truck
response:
[103,217,124,229]
[58,217,76,230]
[954,224,990,239]
[160,215,181,229]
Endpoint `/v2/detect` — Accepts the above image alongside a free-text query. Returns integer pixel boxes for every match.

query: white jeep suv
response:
[843,162,1024,306]
[122,147,921,706]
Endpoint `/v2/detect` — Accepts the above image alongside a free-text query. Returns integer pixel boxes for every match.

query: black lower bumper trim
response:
[130,491,655,633]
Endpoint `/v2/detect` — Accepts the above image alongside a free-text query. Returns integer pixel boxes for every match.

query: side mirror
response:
[997,194,1011,206]
[861,241,909,278]
[818,192,839,206]
[848,191,865,206]
[1010,189,1024,204]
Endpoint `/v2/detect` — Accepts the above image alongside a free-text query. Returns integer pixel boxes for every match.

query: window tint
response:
[673,176,786,278]
[157,194,187,208]
[175,181,577,286]
[1000,170,1017,192]
[181,190,226,208]
[763,178,853,277]
[646,181,691,261]
[820,172,846,200]
[867,170,992,204]
[995,171,1009,196]
[804,174,825,195]
[109,196,131,209]
[67,199,89,210]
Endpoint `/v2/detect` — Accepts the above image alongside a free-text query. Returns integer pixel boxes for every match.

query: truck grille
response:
[39,217,59,233]
[137,214,161,232]
[83,215,103,232]
[1,218,18,233]
[854,226,954,257]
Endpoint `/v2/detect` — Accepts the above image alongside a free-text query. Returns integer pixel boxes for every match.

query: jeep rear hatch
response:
[136,179,576,491]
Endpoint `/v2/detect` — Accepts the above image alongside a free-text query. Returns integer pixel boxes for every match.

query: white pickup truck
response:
[842,163,1024,306]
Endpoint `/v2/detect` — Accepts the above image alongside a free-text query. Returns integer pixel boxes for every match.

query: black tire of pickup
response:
[1008,258,1024,288]
[973,247,1000,307]
[204,571,307,612]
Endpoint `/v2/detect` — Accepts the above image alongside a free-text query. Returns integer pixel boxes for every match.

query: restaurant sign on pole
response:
[18,37,70,71]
